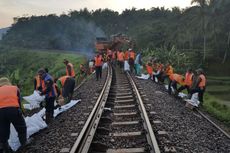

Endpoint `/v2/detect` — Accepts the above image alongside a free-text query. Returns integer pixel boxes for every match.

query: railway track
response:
[70,65,161,153]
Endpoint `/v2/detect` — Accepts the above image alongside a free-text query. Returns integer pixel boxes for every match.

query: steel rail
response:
[196,109,230,139]
[70,65,112,153]
[126,72,161,153]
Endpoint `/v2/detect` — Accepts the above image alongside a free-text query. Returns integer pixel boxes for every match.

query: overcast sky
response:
[0,0,192,28]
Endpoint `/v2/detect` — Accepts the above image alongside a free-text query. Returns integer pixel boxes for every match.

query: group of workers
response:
[99,48,206,105]
[0,59,78,153]
[0,49,207,153]
[145,59,206,104]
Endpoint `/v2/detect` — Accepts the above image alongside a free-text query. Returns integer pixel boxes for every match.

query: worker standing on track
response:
[0,77,27,153]
[177,68,194,94]
[189,68,206,105]
[129,49,135,73]
[94,54,103,81]
[56,75,75,105]
[117,51,124,72]
[63,59,75,78]
[38,69,57,124]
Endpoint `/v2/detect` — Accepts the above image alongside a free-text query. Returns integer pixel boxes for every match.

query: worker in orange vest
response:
[94,54,103,81]
[34,68,48,92]
[63,59,75,78]
[168,73,185,95]
[0,77,27,152]
[146,63,153,80]
[189,68,206,105]
[117,51,124,71]
[38,69,57,124]
[177,68,194,94]
[56,75,75,105]
[128,49,135,73]
[162,63,174,83]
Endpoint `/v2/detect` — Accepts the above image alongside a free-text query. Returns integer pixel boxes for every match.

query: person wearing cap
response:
[55,75,75,104]
[63,59,76,78]
[0,77,27,152]
[189,68,206,105]
[38,68,57,123]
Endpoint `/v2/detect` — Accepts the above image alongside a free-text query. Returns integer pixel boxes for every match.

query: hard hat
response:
[0,77,11,86]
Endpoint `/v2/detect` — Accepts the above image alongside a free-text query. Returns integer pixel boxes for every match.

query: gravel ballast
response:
[17,70,107,153]
[134,77,230,153]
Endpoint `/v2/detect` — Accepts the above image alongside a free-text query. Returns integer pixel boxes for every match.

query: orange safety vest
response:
[35,75,41,90]
[124,51,129,60]
[146,64,153,75]
[118,52,124,61]
[184,72,194,87]
[58,76,70,86]
[166,66,173,76]
[198,74,206,87]
[129,51,135,60]
[95,56,103,66]
[170,74,184,85]
[0,85,19,108]
[66,63,75,77]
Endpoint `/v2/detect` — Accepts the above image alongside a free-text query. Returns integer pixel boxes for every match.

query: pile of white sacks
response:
[136,73,200,107]
[9,91,81,151]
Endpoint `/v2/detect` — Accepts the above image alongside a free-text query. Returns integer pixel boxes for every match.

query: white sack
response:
[54,100,81,117]
[124,60,130,71]
[136,74,150,80]
[185,93,200,107]
[9,99,81,151]
[102,63,108,69]
[9,112,47,151]
[23,91,45,110]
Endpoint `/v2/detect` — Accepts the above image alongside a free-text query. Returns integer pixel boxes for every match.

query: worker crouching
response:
[56,76,75,105]
[0,77,27,153]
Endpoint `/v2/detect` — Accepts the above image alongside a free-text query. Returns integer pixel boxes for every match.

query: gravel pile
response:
[134,77,230,153]
[17,70,107,153]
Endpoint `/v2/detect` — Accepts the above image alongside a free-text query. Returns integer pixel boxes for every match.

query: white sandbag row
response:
[164,85,200,107]
[9,99,81,151]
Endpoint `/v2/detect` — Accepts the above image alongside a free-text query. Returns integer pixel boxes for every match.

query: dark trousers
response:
[45,97,55,124]
[62,77,75,102]
[178,85,190,94]
[0,107,27,152]
[95,66,102,81]
[128,58,134,73]
[190,87,205,103]
[168,80,178,95]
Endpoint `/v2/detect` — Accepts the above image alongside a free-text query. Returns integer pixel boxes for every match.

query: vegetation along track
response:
[70,65,167,153]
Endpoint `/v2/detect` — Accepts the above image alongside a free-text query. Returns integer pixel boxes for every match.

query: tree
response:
[191,0,208,61]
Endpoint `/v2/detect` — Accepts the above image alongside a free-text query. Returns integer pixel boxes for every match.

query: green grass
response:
[203,93,230,127]
[0,49,86,96]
